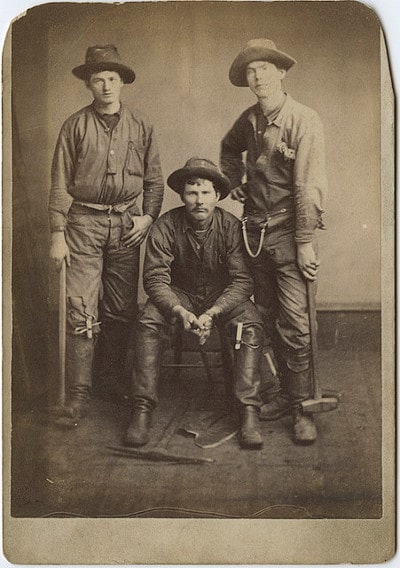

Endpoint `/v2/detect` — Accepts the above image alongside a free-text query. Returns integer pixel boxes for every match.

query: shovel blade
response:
[301,397,338,414]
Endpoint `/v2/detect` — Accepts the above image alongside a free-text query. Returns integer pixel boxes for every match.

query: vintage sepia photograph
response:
[3,0,395,564]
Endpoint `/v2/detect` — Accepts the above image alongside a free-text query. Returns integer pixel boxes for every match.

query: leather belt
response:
[74,198,136,214]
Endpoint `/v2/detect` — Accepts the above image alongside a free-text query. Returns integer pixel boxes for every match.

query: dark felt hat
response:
[229,38,296,86]
[72,45,135,83]
[167,157,231,200]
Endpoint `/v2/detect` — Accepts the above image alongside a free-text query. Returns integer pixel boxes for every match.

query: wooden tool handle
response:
[306,279,321,400]
[58,260,67,406]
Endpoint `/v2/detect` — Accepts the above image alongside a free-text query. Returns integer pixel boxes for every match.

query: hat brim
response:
[167,166,231,200]
[72,62,135,84]
[229,47,296,87]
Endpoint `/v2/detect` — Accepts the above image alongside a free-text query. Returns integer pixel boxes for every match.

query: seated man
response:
[124,157,265,450]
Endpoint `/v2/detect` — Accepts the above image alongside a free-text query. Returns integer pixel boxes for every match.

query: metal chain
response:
[241,217,267,258]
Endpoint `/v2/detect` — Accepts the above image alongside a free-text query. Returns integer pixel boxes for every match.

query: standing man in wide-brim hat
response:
[124,157,265,450]
[220,39,328,444]
[49,45,164,427]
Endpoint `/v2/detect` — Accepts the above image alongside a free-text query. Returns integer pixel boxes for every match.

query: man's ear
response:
[279,69,287,80]
[216,190,221,201]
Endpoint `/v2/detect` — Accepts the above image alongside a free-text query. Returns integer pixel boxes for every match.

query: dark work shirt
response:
[144,206,254,318]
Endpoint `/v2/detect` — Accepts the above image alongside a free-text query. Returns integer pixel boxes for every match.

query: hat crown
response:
[167,156,231,199]
[85,45,122,66]
[242,38,278,53]
[183,157,220,171]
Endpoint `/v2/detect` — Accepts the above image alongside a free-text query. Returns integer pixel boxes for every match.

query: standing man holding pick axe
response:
[221,39,335,444]
[49,45,164,427]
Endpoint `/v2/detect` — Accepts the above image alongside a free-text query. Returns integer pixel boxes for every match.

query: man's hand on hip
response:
[297,242,319,281]
[50,232,71,271]
[230,184,248,203]
[121,214,153,248]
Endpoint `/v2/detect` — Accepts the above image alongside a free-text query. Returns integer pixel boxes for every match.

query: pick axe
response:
[301,280,338,414]
[58,259,67,407]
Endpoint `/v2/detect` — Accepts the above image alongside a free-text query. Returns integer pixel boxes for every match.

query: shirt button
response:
[281,208,286,213]
[196,245,200,250]
[110,150,115,155]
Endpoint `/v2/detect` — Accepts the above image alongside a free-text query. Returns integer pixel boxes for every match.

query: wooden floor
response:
[11,348,382,519]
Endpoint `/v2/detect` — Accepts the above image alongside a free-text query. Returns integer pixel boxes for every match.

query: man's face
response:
[246,60,285,98]
[87,70,123,108]
[181,178,220,223]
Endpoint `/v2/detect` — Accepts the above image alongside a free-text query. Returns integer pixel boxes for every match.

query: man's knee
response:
[66,296,99,336]
[136,300,167,336]
[281,344,311,373]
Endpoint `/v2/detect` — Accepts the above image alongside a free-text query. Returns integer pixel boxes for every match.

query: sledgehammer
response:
[301,280,338,414]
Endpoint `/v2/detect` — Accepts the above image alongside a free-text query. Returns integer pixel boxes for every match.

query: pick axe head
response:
[301,396,338,414]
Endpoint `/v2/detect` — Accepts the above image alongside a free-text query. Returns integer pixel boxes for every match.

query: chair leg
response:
[219,332,235,401]
[173,328,183,380]
[199,346,214,388]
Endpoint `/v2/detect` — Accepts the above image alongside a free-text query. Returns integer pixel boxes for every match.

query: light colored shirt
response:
[49,102,164,230]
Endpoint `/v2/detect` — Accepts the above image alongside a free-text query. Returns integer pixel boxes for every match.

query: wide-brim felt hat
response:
[72,45,135,83]
[167,157,231,200]
[229,38,296,86]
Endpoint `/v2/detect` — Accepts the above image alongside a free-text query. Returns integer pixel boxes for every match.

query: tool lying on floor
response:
[301,280,338,414]
[108,393,215,464]
[179,410,238,449]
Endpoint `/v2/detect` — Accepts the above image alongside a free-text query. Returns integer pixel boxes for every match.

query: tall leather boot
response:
[259,351,291,421]
[259,334,291,421]
[55,334,94,428]
[93,321,132,404]
[234,325,263,449]
[284,365,317,444]
[124,324,163,447]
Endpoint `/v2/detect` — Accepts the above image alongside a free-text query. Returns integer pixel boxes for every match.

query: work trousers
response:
[65,202,140,334]
[63,202,140,399]
[246,222,316,372]
[132,290,264,408]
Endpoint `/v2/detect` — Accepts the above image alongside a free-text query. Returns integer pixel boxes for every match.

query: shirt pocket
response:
[125,140,146,176]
